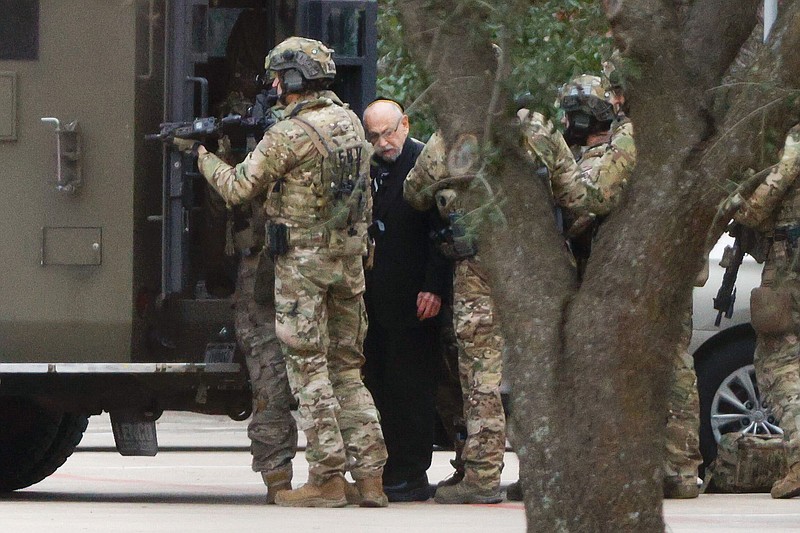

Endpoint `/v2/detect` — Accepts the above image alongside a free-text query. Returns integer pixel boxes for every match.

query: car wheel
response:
[696,337,782,471]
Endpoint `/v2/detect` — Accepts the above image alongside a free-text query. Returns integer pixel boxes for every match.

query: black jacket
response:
[365,137,452,330]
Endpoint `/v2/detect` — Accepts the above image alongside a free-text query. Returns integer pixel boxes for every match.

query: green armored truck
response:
[0,0,376,491]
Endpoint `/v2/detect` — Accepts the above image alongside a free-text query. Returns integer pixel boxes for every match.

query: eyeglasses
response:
[366,116,403,144]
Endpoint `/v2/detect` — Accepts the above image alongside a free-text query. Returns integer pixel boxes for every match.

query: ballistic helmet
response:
[265,37,336,80]
[558,74,615,122]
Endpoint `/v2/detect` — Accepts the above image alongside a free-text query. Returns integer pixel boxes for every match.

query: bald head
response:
[363,100,409,163]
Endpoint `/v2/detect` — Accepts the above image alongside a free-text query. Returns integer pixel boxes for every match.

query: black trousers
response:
[363,319,438,485]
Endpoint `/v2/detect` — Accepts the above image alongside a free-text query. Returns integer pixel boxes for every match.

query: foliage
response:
[376,0,436,140]
[375,0,613,136]
[506,0,613,119]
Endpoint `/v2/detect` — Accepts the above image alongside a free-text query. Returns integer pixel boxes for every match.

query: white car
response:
[691,233,782,470]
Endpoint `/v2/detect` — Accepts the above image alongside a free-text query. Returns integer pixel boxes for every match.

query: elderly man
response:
[362,100,452,502]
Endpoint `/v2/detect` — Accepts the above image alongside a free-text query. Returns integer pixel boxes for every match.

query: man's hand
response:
[171,137,199,153]
[586,130,612,146]
[416,291,441,320]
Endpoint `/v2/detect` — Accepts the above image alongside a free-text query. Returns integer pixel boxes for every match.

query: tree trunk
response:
[397,0,800,530]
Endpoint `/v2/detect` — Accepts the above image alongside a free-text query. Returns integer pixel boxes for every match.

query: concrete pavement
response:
[2,412,776,532]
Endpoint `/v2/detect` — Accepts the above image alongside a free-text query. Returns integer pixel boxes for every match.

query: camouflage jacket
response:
[403,131,482,261]
[403,131,476,219]
[735,124,800,232]
[520,110,636,217]
[199,90,373,254]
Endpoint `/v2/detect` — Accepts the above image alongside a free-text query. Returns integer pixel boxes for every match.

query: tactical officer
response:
[214,100,298,505]
[520,74,635,246]
[183,36,388,508]
[518,72,702,499]
[231,204,299,504]
[201,12,298,504]
[734,124,800,499]
[404,131,506,505]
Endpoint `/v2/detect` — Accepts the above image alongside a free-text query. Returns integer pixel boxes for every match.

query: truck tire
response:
[0,398,88,491]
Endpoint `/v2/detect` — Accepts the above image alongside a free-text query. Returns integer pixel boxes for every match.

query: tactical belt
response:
[267,222,327,258]
[773,224,800,243]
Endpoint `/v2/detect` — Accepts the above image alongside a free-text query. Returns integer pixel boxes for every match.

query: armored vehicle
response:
[0,0,376,491]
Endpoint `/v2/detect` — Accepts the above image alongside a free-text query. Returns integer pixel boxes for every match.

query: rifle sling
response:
[290,116,332,159]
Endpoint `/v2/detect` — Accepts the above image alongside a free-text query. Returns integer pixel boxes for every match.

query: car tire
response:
[696,337,754,470]
[0,397,88,491]
[695,336,783,472]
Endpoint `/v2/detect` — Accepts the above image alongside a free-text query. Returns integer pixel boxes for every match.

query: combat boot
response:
[771,463,800,499]
[274,474,348,508]
[437,459,465,488]
[434,470,502,505]
[663,475,699,499]
[344,481,362,506]
[262,466,293,505]
[355,476,389,507]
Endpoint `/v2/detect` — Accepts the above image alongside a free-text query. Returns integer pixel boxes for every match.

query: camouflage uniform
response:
[404,131,506,501]
[236,249,297,485]
[216,90,297,494]
[198,89,387,486]
[520,108,635,218]
[663,304,703,494]
[523,97,702,495]
[735,125,800,498]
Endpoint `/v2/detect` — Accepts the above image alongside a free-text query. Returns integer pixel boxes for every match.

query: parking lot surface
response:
[1,413,798,532]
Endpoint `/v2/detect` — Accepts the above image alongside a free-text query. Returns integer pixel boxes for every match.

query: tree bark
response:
[397,0,800,530]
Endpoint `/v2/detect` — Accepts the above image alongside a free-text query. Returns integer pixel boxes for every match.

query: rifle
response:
[708,166,777,326]
[145,89,279,144]
[713,223,746,326]
[144,113,276,143]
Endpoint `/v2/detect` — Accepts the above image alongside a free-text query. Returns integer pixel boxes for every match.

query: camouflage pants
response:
[235,254,297,477]
[664,305,702,479]
[753,251,800,468]
[274,249,387,481]
[453,256,506,489]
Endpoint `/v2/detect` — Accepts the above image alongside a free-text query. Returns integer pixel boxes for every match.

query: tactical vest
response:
[264,98,371,255]
[422,132,481,261]
[432,188,478,260]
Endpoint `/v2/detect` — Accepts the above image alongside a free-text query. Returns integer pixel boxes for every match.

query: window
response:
[326,7,363,58]
[208,8,243,58]
[0,0,39,61]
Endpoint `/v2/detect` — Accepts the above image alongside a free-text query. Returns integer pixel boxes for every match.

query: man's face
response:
[609,89,625,114]
[364,108,409,163]
[272,76,284,97]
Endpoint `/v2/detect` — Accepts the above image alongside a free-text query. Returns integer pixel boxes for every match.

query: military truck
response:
[0,0,376,491]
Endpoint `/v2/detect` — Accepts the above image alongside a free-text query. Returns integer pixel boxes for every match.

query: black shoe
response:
[506,480,523,501]
[383,474,431,502]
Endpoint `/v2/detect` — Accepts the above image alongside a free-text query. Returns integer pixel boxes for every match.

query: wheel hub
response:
[711,364,783,444]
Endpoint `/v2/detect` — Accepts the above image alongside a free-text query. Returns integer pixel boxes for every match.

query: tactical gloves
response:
[172,137,201,154]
